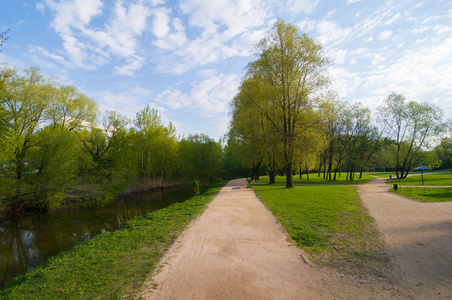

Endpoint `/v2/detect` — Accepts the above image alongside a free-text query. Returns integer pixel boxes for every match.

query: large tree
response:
[378,93,442,178]
[236,20,330,187]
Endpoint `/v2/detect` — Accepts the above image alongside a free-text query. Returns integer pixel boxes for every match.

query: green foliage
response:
[29,126,80,209]
[0,181,227,299]
[378,93,443,178]
[229,19,330,188]
[179,134,224,184]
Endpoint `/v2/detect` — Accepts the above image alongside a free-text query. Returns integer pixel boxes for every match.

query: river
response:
[0,185,195,288]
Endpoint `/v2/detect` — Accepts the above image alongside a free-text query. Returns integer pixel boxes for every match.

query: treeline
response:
[0,65,243,211]
[228,20,449,187]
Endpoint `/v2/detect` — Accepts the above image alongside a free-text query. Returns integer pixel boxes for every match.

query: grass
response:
[254,185,388,276]
[395,187,452,202]
[254,173,374,185]
[388,173,452,186]
[0,181,227,299]
[365,172,398,178]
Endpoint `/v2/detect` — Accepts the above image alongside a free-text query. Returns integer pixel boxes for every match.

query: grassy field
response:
[254,185,388,276]
[364,172,397,178]
[0,181,227,299]
[254,173,374,185]
[395,187,452,202]
[388,173,452,186]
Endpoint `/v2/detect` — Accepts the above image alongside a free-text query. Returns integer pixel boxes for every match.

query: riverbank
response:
[0,178,190,222]
[0,181,227,299]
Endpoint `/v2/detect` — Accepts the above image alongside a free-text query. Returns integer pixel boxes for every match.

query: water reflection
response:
[0,185,194,288]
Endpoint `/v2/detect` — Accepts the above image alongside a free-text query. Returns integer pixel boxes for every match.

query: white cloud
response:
[150,0,270,74]
[35,0,150,74]
[284,0,319,14]
[154,74,239,114]
[28,45,70,67]
[151,7,171,38]
[327,48,348,64]
[385,12,400,25]
[346,0,361,3]
[96,86,154,122]
[36,2,46,15]
[378,30,393,40]
[297,19,316,32]
[114,57,144,76]
[155,88,190,109]
[316,20,353,46]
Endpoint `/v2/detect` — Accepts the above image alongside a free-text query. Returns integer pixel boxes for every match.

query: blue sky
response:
[1,0,451,140]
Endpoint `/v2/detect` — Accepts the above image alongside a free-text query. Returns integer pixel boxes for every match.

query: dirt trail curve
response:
[139,178,452,299]
[357,177,452,299]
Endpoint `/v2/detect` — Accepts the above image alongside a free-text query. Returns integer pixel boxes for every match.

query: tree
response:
[179,134,223,184]
[228,77,272,182]
[238,19,330,187]
[131,105,179,184]
[435,119,452,171]
[0,66,53,183]
[378,93,442,178]
[78,110,128,175]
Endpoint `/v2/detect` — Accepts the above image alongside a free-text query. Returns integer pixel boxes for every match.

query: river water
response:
[0,185,195,288]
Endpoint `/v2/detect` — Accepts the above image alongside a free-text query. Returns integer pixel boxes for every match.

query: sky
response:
[1,0,451,140]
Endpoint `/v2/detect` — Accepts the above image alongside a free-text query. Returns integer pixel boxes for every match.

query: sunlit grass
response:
[395,187,452,202]
[254,173,373,185]
[388,173,452,186]
[0,181,227,299]
[254,185,388,275]
[364,172,397,178]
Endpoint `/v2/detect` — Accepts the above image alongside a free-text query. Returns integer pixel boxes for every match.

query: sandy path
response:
[139,178,452,299]
[139,179,376,299]
[357,177,452,299]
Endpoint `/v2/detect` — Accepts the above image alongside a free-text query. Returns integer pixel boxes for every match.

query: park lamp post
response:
[414,166,430,185]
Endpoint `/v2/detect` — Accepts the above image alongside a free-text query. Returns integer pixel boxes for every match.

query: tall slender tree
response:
[238,20,330,187]
[378,93,442,178]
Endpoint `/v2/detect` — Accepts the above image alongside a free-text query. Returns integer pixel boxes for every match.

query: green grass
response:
[254,185,388,275]
[364,172,398,178]
[395,187,452,202]
[254,173,373,185]
[388,173,452,186]
[0,181,227,299]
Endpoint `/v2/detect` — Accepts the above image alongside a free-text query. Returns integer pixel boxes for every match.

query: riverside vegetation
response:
[0,65,240,215]
[0,181,227,299]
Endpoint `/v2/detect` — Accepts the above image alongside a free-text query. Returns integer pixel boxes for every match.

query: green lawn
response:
[388,173,452,186]
[254,173,373,185]
[254,185,388,275]
[0,181,227,299]
[364,172,397,178]
[395,187,452,202]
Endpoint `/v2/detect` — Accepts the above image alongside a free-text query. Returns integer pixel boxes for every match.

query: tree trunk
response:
[269,171,276,184]
[285,163,294,188]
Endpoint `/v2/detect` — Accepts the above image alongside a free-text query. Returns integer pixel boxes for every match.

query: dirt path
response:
[357,177,452,299]
[139,178,452,299]
[139,179,384,299]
